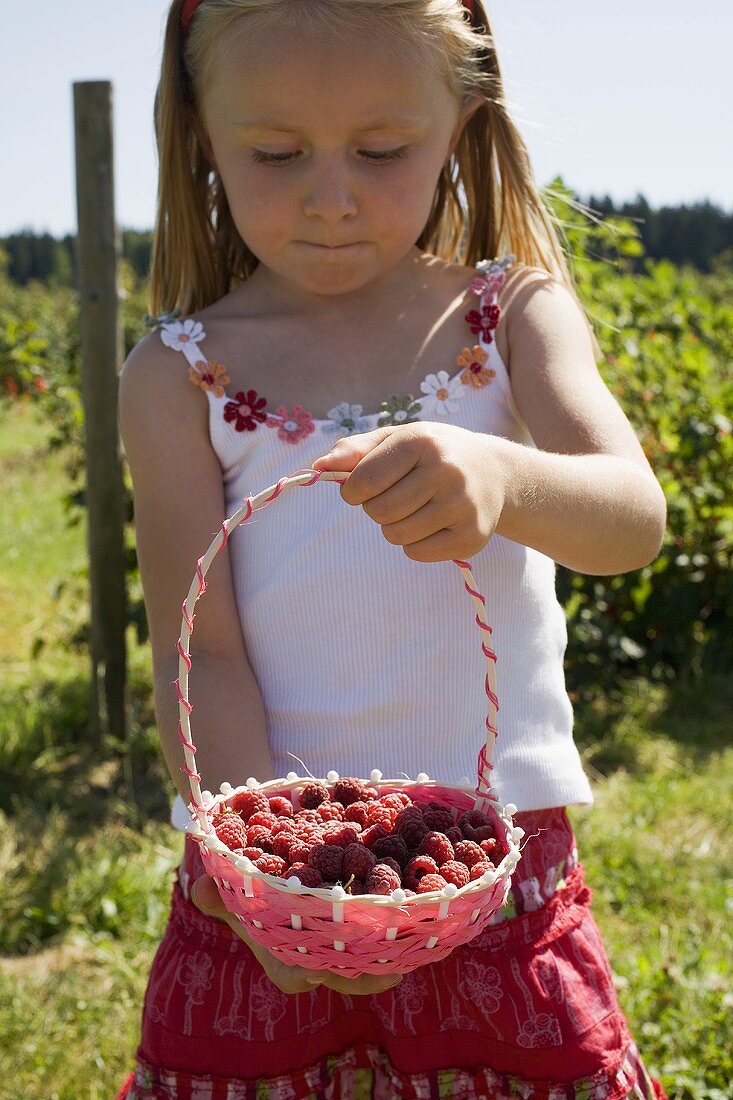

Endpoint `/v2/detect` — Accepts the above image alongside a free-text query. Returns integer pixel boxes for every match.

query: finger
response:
[336,431,422,507]
[311,427,395,475]
[190,874,235,925]
[380,497,459,548]
[402,525,489,563]
[361,466,436,527]
[320,972,404,997]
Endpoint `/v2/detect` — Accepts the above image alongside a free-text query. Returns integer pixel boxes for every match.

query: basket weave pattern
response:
[177,470,522,978]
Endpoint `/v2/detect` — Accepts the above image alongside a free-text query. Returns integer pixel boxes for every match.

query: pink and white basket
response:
[177,469,522,978]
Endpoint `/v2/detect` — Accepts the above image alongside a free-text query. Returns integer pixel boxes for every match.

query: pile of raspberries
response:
[211,777,507,897]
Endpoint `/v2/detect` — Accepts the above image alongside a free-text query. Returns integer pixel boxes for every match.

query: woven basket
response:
[178,469,522,978]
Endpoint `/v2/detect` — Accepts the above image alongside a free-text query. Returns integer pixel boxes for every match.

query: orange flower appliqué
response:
[457,345,496,388]
[188,359,231,398]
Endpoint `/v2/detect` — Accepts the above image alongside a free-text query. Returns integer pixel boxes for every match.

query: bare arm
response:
[118,333,275,804]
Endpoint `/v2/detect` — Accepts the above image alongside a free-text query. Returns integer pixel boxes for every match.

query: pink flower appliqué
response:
[223,389,268,432]
[266,404,315,444]
[464,302,501,342]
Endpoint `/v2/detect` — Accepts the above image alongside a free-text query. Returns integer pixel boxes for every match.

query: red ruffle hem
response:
[117,809,667,1099]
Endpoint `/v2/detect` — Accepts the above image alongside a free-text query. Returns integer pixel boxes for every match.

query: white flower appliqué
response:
[419,371,466,417]
[159,319,206,353]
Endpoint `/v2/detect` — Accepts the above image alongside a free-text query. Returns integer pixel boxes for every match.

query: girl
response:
[117,0,669,1096]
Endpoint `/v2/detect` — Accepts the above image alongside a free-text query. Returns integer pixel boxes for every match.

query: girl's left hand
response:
[311,423,508,563]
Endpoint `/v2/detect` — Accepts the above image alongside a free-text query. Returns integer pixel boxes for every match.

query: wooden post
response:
[73,81,127,744]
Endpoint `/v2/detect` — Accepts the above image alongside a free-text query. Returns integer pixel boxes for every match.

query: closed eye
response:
[251,146,409,166]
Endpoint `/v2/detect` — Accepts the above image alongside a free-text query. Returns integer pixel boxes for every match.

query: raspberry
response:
[246,824,274,852]
[347,879,367,895]
[299,782,330,808]
[417,874,448,894]
[372,834,409,867]
[361,823,389,849]
[480,838,502,861]
[254,853,287,877]
[440,860,470,888]
[227,789,269,821]
[423,805,455,832]
[309,843,344,881]
[286,864,323,887]
[333,778,369,806]
[288,838,319,864]
[395,804,424,828]
[213,810,247,850]
[418,831,454,867]
[238,846,264,861]
[272,816,297,836]
[317,800,344,822]
[460,810,495,841]
[379,792,412,810]
[365,803,396,829]
[469,860,496,880]
[271,833,296,861]
[344,801,370,827]
[375,857,402,879]
[323,823,361,848]
[404,855,439,890]
[268,796,294,817]
[342,843,376,881]
[396,818,430,852]
[296,809,323,825]
[363,786,380,801]
[453,840,485,869]
[446,826,464,847]
[460,809,491,831]
[248,810,277,830]
[366,863,402,895]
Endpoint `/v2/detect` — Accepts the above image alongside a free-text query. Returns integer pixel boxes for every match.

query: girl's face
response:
[198,19,476,298]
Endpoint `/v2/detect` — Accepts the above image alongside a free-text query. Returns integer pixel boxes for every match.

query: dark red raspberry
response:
[454,840,485,869]
[227,789,269,821]
[323,823,361,848]
[333,777,369,806]
[286,864,323,887]
[366,863,402,895]
[440,860,470,888]
[213,810,247,850]
[309,843,344,881]
[375,857,402,880]
[347,879,367,895]
[395,804,424,828]
[460,809,491,831]
[254,853,287,876]
[361,823,389,849]
[404,855,440,890]
[446,826,464,847]
[271,833,296,861]
[379,792,412,810]
[365,803,396,829]
[299,782,330,808]
[396,818,430,852]
[372,834,409,867]
[469,860,496,880]
[418,831,454,867]
[344,801,370,827]
[423,805,455,832]
[342,843,376,881]
[268,795,294,817]
[460,810,495,841]
[248,810,277,830]
[317,801,344,822]
[417,874,448,894]
[246,824,274,852]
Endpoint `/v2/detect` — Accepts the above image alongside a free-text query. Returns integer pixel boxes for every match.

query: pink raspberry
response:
[295,809,322,825]
[375,856,402,878]
[423,805,455,832]
[268,796,294,817]
[271,833,296,861]
[309,843,344,882]
[248,810,277,830]
[246,824,274,852]
[454,840,485,869]
[363,786,380,801]
[372,834,409,867]
[286,864,323,887]
[213,811,247,850]
[227,789,269,821]
[480,837,502,861]
[342,843,376,881]
[396,818,430,852]
[361,823,389,849]
[254,853,287,877]
[272,817,296,836]
[288,838,319,864]
[446,826,464,847]
[365,803,396,830]
[469,860,496,881]
[366,863,402,895]
[333,777,369,806]
[344,801,370,827]
[238,846,264,862]
[418,831,454,867]
[379,792,412,810]
[317,801,344,822]
[299,782,330,809]
[323,823,361,848]
[440,860,470,888]
[417,874,448,894]
[404,855,439,890]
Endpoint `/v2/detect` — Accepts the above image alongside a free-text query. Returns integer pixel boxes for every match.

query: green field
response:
[0,402,731,1100]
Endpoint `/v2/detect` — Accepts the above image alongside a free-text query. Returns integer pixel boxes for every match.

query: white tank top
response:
[161,257,593,830]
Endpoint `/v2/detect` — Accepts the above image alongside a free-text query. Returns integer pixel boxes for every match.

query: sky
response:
[2,0,731,236]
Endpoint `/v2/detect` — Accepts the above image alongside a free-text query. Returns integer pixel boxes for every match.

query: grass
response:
[0,400,731,1099]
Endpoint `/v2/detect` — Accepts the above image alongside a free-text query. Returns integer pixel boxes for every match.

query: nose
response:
[302,155,358,223]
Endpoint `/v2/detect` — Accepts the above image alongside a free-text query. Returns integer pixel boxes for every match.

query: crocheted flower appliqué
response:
[456,345,496,388]
[159,319,206,352]
[419,371,466,417]
[223,389,268,432]
[378,393,422,427]
[464,302,501,343]
[266,405,316,444]
[322,402,371,437]
[188,359,231,398]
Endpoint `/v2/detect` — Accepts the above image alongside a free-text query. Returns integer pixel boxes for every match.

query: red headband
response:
[181,0,482,35]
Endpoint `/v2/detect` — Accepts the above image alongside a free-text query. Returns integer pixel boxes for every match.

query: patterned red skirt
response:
[117,810,667,1099]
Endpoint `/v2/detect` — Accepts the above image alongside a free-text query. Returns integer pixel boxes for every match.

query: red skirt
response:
[118,810,667,1099]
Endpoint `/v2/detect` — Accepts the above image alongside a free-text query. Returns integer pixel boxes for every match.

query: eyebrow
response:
[230,115,426,133]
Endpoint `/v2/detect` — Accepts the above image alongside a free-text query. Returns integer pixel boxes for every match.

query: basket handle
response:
[175,470,499,834]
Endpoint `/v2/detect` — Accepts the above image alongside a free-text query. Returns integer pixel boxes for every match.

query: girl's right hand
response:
[190,874,404,997]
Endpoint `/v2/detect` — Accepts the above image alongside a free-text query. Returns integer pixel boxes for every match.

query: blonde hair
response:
[151,0,600,356]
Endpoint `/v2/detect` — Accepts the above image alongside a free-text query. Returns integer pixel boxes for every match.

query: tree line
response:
[2,193,731,287]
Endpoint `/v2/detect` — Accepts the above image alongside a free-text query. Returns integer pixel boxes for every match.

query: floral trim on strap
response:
[154,255,515,443]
